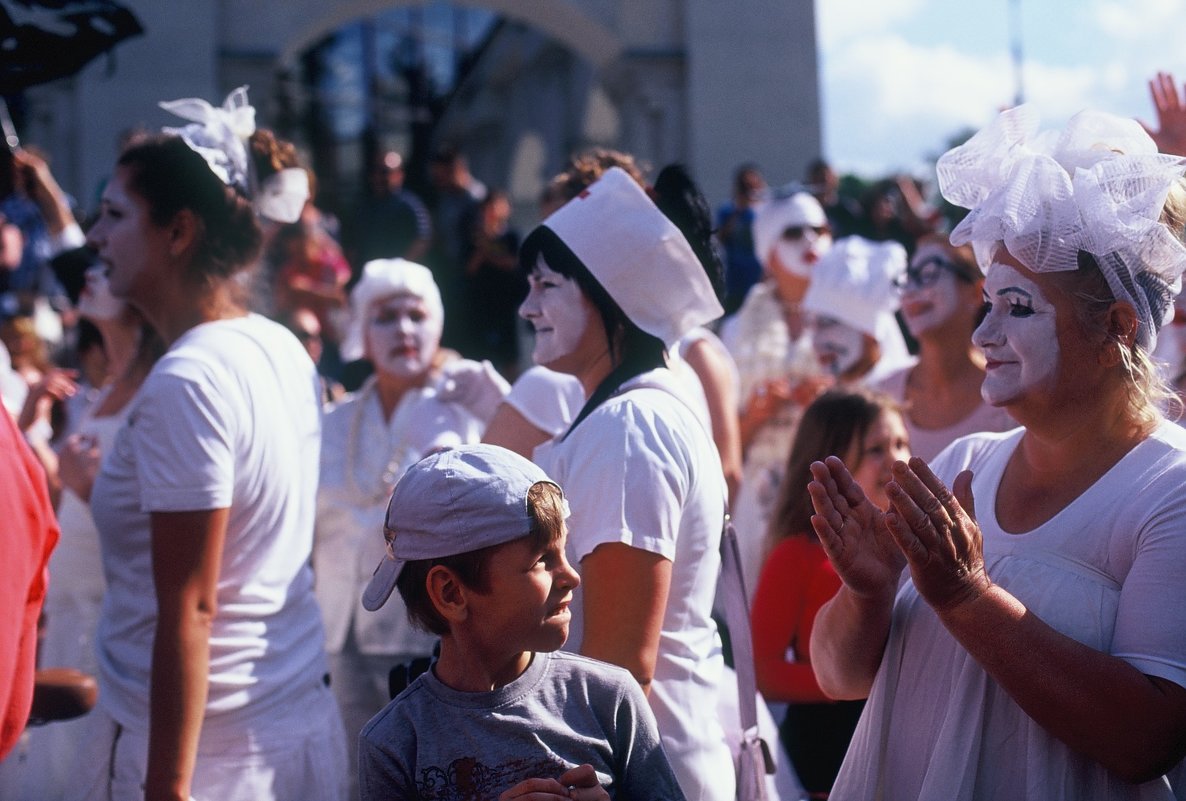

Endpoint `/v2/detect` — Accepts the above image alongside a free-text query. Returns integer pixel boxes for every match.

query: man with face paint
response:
[720,190,834,595]
[874,235,1014,459]
[800,235,912,388]
[809,106,1186,800]
[314,257,509,798]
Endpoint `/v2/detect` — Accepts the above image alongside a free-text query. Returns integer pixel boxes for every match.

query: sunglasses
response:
[893,255,963,290]
[781,224,830,242]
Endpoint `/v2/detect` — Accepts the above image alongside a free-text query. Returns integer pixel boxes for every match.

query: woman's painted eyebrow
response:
[995,286,1033,300]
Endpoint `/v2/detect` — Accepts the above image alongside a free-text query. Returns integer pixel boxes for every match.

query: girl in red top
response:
[751,388,909,798]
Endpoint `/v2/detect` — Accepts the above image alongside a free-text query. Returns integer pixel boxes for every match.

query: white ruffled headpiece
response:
[159,86,309,224]
[937,104,1186,351]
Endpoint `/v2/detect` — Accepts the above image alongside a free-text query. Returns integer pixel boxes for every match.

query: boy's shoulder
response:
[360,670,434,742]
[543,650,636,686]
[533,651,649,712]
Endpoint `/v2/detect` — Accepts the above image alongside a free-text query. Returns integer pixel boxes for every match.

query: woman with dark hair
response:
[751,388,909,798]
[77,89,345,801]
[519,167,733,800]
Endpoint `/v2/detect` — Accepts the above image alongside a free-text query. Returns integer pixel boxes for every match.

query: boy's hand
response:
[499,763,608,801]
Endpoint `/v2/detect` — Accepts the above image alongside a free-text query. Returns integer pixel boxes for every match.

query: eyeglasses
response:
[893,255,961,290]
[781,224,830,242]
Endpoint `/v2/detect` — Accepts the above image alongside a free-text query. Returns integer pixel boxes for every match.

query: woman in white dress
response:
[809,106,1186,800]
[519,167,734,801]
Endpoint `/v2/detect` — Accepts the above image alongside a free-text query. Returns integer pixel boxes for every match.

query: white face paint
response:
[77,265,126,322]
[364,292,442,379]
[773,227,833,278]
[813,315,866,376]
[972,261,1060,407]
[519,259,595,372]
[899,243,962,337]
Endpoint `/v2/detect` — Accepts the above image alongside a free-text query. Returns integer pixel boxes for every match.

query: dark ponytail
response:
[652,163,726,303]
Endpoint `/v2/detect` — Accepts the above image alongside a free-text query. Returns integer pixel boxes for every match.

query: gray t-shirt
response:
[358,650,686,801]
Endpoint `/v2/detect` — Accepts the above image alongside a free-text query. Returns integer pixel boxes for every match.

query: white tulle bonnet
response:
[159,86,309,224]
[937,104,1186,351]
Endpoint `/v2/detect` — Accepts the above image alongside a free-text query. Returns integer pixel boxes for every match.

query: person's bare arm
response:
[885,458,1186,781]
[578,543,671,695]
[682,338,742,502]
[144,508,229,801]
[482,402,553,458]
[14,150,76,236]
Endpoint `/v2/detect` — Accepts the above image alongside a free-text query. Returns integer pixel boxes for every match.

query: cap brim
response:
[361,554,405,612]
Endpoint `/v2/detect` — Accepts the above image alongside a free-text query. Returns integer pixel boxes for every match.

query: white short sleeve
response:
[132,370,235,512]
[555,393,689,563]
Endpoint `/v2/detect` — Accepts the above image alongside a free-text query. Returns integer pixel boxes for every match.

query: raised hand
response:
[808,455,905,598]
[883,457,991,612]
[1142,71,1186,156]
[16,367,78,435]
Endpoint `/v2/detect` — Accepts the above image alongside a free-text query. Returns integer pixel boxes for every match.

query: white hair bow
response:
[160,85,255,192]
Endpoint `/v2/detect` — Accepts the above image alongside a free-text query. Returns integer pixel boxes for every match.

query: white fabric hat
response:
[539,166,723,348]
[752,191,828,268]
[803,236,911,378]
[804,236,906,336]
[937,104,1186,351]
[341,258,443,362]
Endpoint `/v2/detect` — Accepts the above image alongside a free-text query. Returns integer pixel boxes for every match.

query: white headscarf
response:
[937,105,1186,350]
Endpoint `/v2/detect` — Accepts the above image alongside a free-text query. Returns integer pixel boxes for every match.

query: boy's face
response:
[465,528,580,657]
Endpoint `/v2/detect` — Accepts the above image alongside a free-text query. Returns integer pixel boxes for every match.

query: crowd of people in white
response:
[3,70,1186,801]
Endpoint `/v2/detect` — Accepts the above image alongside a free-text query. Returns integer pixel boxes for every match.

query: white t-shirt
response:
[535,367,734,801]
[315,374,483,656]
[833,423,1186,801]
[503,366,586,438]
[91,314,328,738]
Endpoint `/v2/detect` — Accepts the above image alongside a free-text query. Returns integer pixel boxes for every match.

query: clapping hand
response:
[499,764,608,801]
[808,456,906,599]
[883,458,991,612]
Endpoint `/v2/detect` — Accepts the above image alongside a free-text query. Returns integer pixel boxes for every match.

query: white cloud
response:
[816,0,926,49]
[816,0,1186,177]
[1094,0,1183,41]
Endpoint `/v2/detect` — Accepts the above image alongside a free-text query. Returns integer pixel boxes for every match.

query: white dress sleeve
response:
[556,394,689,563]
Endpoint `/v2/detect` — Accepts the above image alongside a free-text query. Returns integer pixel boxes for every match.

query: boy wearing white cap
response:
[358,444,686,801]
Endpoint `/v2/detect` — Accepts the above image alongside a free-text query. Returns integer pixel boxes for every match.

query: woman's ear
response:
[1100,302,1139,366]
[426,565,468,625]
[167,208,202,260]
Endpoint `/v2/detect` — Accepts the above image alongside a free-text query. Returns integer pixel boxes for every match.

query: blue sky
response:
[816,0,1186,178]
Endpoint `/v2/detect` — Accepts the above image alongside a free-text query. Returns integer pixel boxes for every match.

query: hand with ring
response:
[808,456,907,600]
[498,763,608,801]
[882,457,992,612]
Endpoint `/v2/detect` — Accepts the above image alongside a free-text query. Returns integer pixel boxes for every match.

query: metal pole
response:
[1008,0,1025,106]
